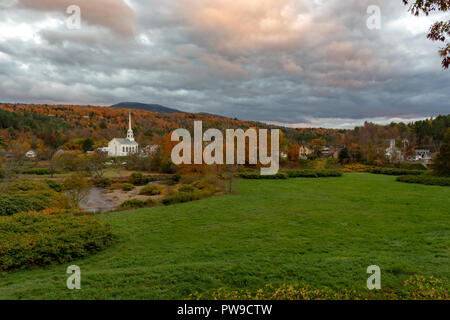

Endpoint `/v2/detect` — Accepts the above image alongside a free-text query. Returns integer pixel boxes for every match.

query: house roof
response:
[111,138,138,145]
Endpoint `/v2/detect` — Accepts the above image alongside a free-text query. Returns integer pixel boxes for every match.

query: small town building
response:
[25,150,36,158]
[385,139,402,161]
[299,145,312,159]
[143,145,160,155]
[97,147,109,153]
[108,113,139,157]
[415,149,432,161]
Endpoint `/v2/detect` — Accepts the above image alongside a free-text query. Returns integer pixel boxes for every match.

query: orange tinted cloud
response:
[178,0,329,55]
[18,0,136,36]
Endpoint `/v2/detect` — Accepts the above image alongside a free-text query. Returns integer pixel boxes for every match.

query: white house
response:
[415,149,432,161]
[25,150,36,158]
[108,113,139,157]
[97,147,109,153]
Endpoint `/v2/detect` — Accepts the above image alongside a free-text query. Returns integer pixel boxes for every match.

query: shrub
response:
[128,172,148,186]
[0,213,114,271]
[110,182,124,190]
[121,183,135,191]
[43,180,62,192]
[119,198,155,209]
[172,174,181,183]
[396,175,450,186]
[369,167,425,176]
[92,177,111,188]
[177,184,196,193]
[160,157,177,174]
[139,184,163,196]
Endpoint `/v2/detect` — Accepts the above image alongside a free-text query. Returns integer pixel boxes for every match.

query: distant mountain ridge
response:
[111,102,184,114]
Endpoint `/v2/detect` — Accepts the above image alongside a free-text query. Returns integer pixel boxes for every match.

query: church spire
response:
[127,112,135,141]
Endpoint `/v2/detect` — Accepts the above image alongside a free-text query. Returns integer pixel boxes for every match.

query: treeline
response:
[0,103,449,163]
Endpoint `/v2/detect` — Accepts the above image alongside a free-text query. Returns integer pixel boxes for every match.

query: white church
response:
[108,113,139,157]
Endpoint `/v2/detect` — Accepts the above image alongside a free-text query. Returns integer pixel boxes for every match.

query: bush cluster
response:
[128,172,160,186]
[139,184,163,196]
[368,167,425,176]
[92,177,111,188]
[0,213,114,271]
[396,175,450,186]
[177,184,196,193]
[119,198,155,209]
[0,181,65,216]
[0,194,49,216]
[43,180,62,192]
[121,183,135,191]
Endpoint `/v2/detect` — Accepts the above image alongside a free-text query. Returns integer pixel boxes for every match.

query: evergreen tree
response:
[338,147,350,164]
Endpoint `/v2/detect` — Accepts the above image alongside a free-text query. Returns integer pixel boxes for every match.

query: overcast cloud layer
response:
[0,0,448,128]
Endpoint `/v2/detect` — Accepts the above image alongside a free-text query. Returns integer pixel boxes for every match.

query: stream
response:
[80,187,118,213]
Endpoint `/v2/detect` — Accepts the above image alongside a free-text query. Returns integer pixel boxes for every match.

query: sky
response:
[0,0,449,129]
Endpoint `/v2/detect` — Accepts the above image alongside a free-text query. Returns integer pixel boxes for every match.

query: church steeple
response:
[127,112,135,141]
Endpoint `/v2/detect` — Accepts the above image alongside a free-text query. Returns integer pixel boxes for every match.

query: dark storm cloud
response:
[0,0,448,128]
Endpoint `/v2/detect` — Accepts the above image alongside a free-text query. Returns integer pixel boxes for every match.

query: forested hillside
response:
[0,103,448,166]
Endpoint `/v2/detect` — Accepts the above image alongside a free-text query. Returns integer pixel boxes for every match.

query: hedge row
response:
[238,172,288,180]
[20,168,52,175]
[239,170,343,179]
[161,188,216,205]
[368,167,424,176]
[0,213,115,271]
[283,169,343,178]
[396,175,450,186]
[119,198,155,209]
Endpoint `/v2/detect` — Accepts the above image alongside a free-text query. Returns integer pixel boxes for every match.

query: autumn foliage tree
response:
[62,173,92,209]
[431,128,450,175]
[403,0,450,69]
[288,143,300,161]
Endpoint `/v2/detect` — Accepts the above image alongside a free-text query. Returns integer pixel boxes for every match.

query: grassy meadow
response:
[0,173,448,299]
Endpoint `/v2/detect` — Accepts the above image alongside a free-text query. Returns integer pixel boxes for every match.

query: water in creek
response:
[80,187,118,213]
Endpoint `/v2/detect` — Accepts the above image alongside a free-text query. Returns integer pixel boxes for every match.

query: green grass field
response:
[0,173,448,299]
